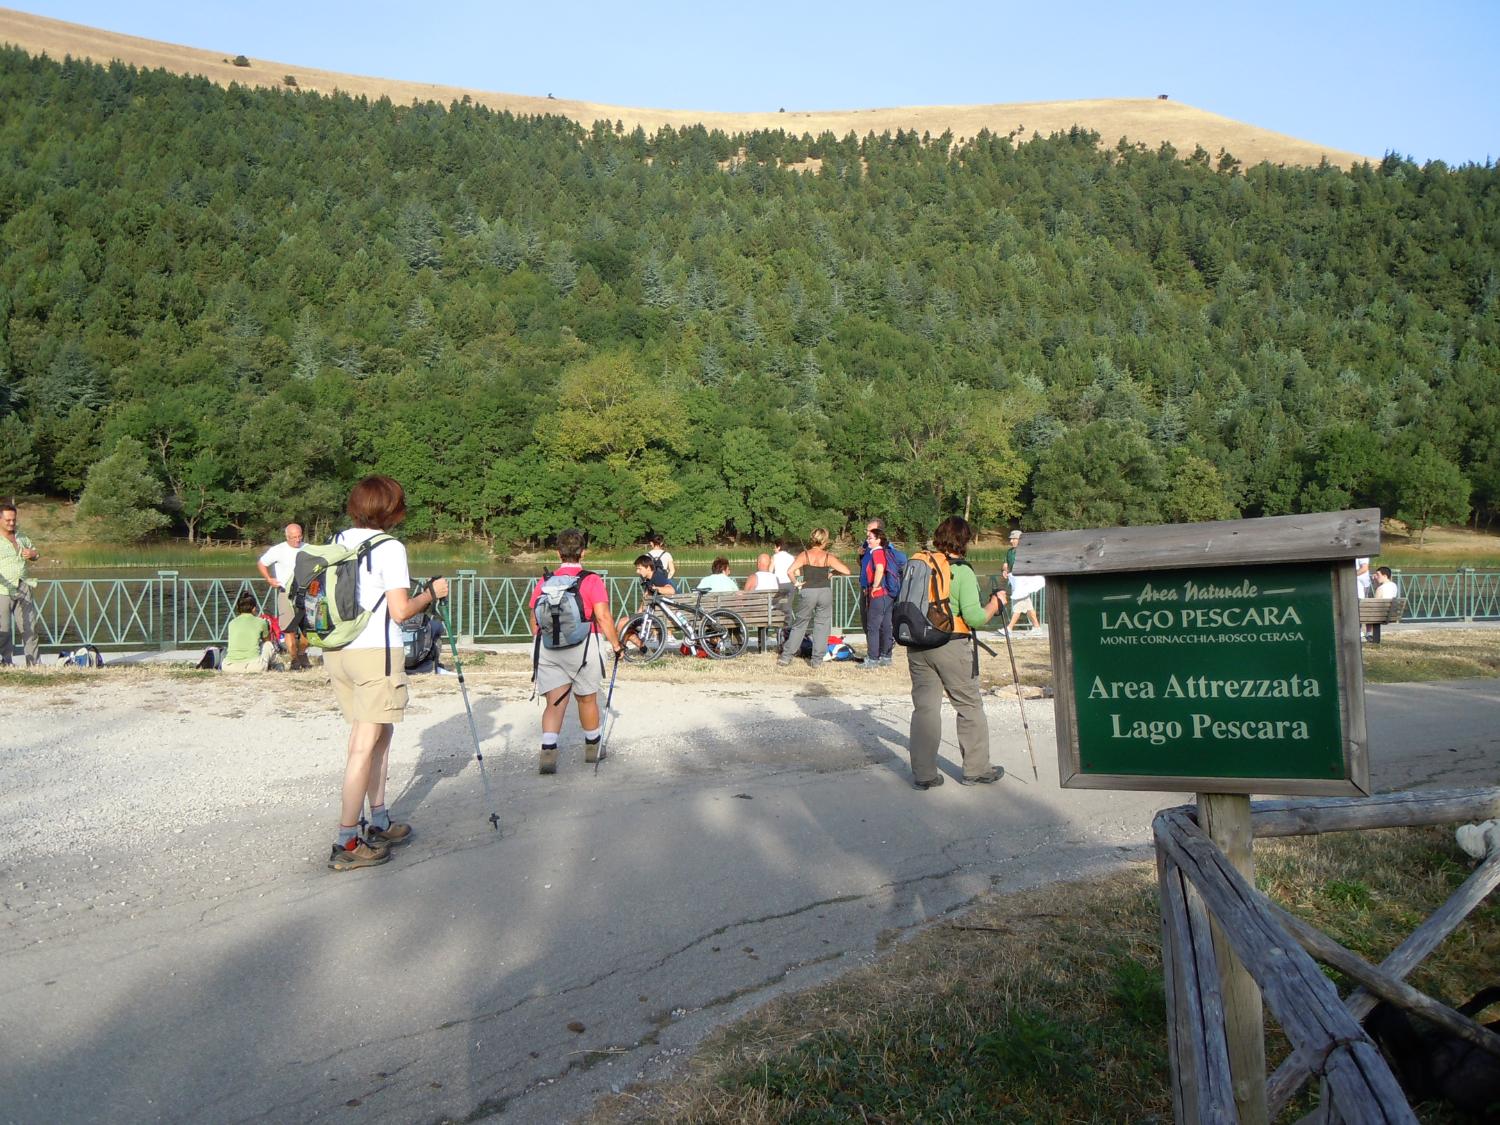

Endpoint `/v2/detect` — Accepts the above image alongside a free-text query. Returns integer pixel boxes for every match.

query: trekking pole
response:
[434,584,499,830]
[596,650,621,775]
[992,581,1038,780]
[1000,622,1039,780]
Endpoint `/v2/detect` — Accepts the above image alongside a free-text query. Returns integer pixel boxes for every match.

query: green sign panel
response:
[1068,563,1345,780]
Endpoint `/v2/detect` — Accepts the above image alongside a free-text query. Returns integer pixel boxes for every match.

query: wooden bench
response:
[1359,595,1406,643]
[694,588,789,653]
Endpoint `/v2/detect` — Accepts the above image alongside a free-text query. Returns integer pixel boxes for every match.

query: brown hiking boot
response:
[584,738,602,764]
[539,745,559,774]
[366,822,412,847]
[328,837,390,871]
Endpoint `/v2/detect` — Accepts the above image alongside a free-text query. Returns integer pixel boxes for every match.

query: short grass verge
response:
[1362,628,1500,682]
[585,826,1496,1124]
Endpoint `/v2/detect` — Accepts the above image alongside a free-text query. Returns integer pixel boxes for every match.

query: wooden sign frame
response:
[1017,510,1379,797]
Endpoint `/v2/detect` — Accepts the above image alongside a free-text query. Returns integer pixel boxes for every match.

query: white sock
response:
[583,727,601,742]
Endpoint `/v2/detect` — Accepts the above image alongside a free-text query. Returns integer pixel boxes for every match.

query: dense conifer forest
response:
[0,47,1496,547]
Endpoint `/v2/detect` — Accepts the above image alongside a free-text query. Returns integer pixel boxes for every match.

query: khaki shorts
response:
[325,647,409,724]
[276,589,298,631]
[1011,596,1035,616]
[534,635,605,697]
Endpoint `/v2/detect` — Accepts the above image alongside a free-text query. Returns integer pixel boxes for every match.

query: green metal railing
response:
[26,569,1496,652]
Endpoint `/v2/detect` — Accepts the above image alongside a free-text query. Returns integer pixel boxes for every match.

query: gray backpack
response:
[534,569,597,650]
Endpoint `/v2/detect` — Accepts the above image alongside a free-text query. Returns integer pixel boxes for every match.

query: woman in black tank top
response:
[777,528,850,665]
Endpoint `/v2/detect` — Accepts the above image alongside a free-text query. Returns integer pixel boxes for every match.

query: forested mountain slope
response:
[0,48,1496,547]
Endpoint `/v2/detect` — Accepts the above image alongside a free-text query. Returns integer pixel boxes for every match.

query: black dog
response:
[1364,986,1500,1119]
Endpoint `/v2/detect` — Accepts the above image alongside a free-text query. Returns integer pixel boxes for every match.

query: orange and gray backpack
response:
[893,550,973,649]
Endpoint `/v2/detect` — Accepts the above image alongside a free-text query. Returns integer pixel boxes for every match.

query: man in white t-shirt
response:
[771,538,796,588]
[1354,557,1371,598]
[258,524,308,669]
[1007,572,1046,631]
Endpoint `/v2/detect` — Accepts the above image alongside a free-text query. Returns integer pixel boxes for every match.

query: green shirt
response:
[948,558,994,630]
[225,612,269,664]
[0,533,33,596]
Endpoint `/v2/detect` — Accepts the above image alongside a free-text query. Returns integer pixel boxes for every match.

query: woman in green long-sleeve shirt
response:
[908,516,1007,790]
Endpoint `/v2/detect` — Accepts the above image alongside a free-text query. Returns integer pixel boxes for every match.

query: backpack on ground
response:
[288,534,396,652]
[195,646,222,670]
[401,611,444,673]
[60,644,105,669]
[893,550,971,649]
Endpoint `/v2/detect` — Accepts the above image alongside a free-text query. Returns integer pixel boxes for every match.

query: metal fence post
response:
[457,569,476,645]
[157,571,178,651]
[1463,567,1475,622]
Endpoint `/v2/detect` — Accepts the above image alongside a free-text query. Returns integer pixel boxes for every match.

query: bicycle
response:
[620,589,748,663]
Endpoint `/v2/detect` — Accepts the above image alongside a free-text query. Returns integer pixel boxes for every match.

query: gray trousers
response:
[782,587,832,659]
[907,638,990,782]
[0,589,39,666]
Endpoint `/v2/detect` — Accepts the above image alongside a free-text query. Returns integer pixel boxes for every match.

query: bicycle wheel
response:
[620,612,668,664]
[700,609,748,659]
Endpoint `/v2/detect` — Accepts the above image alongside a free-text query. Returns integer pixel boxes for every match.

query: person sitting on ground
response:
[222,591,278,673]
[746,553,778,592]
[696,556,739,593]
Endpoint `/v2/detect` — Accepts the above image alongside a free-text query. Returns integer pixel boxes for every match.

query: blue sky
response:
[14,0,1499,165]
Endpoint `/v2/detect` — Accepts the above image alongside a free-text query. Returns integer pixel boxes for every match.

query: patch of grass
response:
[587,827,1496,1124]
[1323,878,1373,908]
[1362,629,1500,682]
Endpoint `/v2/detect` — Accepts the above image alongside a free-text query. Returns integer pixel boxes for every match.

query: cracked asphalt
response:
[2,670,1496,1124]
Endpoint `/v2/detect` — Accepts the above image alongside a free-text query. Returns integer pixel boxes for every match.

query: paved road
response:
[2,677,1496,1125]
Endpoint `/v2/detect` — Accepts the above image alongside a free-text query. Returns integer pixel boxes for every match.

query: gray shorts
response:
[534,635,605,697]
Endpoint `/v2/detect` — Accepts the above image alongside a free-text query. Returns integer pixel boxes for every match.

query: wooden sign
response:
[1017,510,1379,797]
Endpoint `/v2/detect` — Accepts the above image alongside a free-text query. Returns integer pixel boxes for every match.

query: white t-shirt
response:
[696,573,739,593]
[771,550,795,583]
[747,570,779,591]
[258,540,301,585]
[332,528,410,649]
[1010,573,1047,600]
[1354,557,1371,597]
[648,547,675,576]
[1374,578,1400,600]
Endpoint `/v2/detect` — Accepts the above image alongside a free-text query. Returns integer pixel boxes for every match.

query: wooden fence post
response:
[1199,791,1269,1123]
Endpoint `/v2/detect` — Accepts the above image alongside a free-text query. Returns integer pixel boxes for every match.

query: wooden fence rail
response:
[1153,786,1500,1122]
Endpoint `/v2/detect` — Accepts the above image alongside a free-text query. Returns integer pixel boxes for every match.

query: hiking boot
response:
[539,745,559,774]
[584,738,602,764]
[328,837,390,871]
[962,767,1005,785]
[366,822,412,847]
[913,775,945,791]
